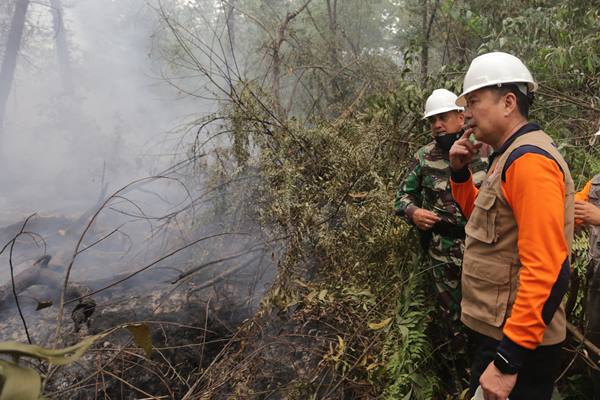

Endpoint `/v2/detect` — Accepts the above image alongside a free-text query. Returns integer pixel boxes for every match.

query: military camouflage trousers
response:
[425,257,471,394]
[428,257,462,324]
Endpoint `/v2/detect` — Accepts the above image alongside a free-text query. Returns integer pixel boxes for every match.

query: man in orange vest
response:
[449,52,573,400]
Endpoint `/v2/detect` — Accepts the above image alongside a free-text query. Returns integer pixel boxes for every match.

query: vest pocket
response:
[461,258,511,327]
[465,190,497,244]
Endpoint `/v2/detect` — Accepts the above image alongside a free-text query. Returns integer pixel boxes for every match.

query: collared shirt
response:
[487,122,542,171]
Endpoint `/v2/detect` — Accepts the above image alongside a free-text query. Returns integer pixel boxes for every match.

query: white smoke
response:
[0,0,201,220]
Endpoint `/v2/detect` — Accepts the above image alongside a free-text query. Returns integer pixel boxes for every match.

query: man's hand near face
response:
[449,129,483,171]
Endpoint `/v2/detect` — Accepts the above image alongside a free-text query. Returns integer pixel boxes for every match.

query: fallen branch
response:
[54,176,195,346]
[5,214,37,344]
[567,321,600,359]
[65,232,249,305]
[0,255,92,309]
[188,253,264,293]
[172,246,264,284]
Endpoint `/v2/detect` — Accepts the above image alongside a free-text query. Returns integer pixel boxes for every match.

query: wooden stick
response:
[567,321,600,359]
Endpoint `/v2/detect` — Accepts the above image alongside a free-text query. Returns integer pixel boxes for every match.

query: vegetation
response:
[1,0,599,398]
[163,0,600,398]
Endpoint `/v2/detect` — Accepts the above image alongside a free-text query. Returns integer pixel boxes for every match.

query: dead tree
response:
[325,0,339,68]
[325,0,346,103]
[50,0,72,93]
[218,0,237,102]
[223,0,236,92]
[0,0,30,141]
[270,0,313,118]
[420,0,440,83]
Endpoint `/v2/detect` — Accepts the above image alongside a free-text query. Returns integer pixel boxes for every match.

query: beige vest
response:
[460,130,574,345]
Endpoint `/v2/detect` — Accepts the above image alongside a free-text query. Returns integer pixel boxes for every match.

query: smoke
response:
[0,0,201,218]
[0,0,277,316]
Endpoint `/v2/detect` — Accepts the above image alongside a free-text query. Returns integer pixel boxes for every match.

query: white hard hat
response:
[456,52,538,107]
[423,89,464,119]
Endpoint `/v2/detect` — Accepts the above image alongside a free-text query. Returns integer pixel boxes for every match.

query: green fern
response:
[382,261,439,400]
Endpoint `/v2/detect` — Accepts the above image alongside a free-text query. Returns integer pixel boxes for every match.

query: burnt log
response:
[0,255,94,328]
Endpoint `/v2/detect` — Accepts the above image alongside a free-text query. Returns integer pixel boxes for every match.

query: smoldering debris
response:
[0,172,279,399]
[0,0,281,397]
[0,173,278,336]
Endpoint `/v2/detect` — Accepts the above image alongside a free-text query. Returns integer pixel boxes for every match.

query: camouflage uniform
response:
[395,141,487,321]
[585,174,600,396]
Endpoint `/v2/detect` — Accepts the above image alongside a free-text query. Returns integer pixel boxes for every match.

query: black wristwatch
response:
[493,352,519,375]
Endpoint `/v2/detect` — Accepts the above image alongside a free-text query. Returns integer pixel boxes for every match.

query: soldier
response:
[574,159,600,396]
[395,88,487,325]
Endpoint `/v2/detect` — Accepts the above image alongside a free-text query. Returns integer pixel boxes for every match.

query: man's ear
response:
[504,92,518,116]
[457,111,465,124]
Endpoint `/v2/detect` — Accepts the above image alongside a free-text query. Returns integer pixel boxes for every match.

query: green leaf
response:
[368,317,392,330]
[0,323,153,365]
[398,324,409,338]
[0,360,41,400]
[126,324,153,356]
[0,336,102,366]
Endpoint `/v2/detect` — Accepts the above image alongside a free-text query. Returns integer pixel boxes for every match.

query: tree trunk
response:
[326,0,344,102]
[225,0,236,61]
[222,0,236,96]
[270,0,313,118]
[271,30,284,117]
[0,0,30,139]
[326,0,339,67]
[420,0,428,82]
[420,0,440,84]
[50,0,72,93]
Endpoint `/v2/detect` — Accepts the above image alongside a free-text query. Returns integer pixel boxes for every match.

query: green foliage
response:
[0,360,42,400]
[381,266,438,400]
[177,0,600,397]
[186,60,441,396]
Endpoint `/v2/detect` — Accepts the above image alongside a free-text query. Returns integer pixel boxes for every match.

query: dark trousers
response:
[469,332,563,400]
[586,262,600,397]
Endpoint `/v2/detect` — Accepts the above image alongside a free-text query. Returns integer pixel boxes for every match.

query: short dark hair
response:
[491,84,534,118]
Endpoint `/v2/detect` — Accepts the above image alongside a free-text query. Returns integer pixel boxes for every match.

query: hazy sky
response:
[0,0,203,221]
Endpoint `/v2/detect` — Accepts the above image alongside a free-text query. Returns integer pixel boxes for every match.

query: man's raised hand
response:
[449,129,482,171]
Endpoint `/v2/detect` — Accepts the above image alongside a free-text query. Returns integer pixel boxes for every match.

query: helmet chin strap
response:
[515,83,528,96]
[497,82,528,96]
